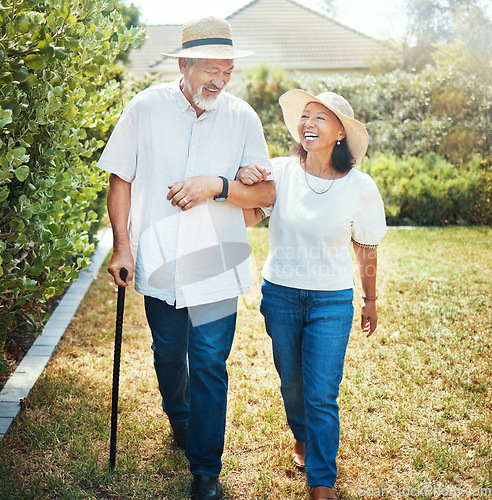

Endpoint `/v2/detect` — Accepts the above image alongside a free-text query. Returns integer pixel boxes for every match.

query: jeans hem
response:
[192,471,220,479]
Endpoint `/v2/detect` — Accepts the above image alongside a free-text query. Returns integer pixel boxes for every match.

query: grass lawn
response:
[0,226,491,499]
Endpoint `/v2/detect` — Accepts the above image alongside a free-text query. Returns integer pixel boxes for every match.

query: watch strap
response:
[214,176,229,201]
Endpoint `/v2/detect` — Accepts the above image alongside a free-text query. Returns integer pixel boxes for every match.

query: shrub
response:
[229,62,297,158]
[0,0,145,372]
[361,153,491,226]
[236,64,491,165]
[232,63,490,226]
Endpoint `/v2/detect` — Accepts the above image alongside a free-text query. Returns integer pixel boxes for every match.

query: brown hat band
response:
[182,37,233,49]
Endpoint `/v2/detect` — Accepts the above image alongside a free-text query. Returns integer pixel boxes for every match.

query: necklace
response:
[302,159,336,195]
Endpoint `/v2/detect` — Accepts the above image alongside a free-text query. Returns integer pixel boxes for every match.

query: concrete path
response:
[0,228,113,440]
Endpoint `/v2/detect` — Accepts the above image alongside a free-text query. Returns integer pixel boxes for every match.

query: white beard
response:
[185,79,225,111]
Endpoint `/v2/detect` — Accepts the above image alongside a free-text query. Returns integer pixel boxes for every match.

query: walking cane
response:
[110,267,128,469]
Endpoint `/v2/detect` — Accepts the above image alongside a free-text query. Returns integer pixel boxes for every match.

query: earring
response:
[337,140,341,145]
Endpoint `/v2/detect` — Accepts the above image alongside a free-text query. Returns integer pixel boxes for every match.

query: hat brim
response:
[279,89,369,164]
[161,45,254,59]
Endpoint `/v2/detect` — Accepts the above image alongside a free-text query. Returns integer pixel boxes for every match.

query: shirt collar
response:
[173,77,221,117]
[173,77,193,113]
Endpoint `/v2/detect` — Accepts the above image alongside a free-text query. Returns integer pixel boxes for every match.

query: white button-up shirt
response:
[98,79,271,307]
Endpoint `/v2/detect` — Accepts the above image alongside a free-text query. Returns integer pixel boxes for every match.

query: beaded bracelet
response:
[363,295,378,301]
[255,207,266,220]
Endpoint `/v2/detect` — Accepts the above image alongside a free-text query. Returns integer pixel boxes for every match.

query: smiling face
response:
[297,102,346,155]
[179,58,234,114]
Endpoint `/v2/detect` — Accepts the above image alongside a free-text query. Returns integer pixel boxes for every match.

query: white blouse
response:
[262,156,387,291]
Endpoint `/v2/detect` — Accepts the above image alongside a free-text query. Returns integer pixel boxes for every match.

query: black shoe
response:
[169,420,188,449]
[191,475,222,500]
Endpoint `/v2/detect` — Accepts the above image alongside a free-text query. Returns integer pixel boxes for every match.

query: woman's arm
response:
[353,243,379,337]
[237,164,272,226]
[243,208,267,227]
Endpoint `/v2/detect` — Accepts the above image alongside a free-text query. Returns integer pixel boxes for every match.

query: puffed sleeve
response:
[352,172,387,247]
[261,156,285,217]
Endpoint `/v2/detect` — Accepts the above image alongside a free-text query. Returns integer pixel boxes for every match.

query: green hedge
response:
[298,66,491,165]
[360,153,491,226]
[230,64,491,166]
[229,64,491,227]
[0,0,144,372]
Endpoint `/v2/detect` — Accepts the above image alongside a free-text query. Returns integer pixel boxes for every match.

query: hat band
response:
[182,37,233,49]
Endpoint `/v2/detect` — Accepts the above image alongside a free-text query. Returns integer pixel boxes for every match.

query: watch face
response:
[214,196,227,202]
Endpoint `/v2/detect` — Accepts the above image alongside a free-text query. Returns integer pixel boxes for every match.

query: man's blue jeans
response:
[260,279,353,488]
[144,296,237,477]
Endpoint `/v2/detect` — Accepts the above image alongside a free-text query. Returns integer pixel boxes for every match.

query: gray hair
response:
[186,58,199,67]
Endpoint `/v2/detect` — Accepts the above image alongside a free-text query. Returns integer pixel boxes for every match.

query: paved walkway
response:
[0,228,113,440]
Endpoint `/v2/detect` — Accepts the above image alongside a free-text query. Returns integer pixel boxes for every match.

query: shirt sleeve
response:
[239,105,272,173]
[352,172,387,247]
[97,97,138,183]
[261,156,287,216]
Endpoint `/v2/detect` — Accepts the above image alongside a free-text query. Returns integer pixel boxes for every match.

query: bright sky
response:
[132,0,409,40]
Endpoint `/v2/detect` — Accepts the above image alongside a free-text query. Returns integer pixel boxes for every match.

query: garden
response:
[0,0,491,498]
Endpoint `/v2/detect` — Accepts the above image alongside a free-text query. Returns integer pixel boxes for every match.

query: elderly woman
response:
[238,90,387,499]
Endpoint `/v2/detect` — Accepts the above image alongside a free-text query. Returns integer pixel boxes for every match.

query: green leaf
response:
[54,47,70,60]
[12,67,28,82]
[62,106,78,121]
[51,248,63,260]
[14,166,30,182]
[22,208,34,219]
[0,109,12,128]
[24,54,46,70]
[48,223,61,235]
[25,74,39,86]
[0,72,13,84]
[83,64,98,77]
[13,219,25,231]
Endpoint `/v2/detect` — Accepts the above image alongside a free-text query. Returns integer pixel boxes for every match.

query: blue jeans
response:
[260,279,353,488]
[144,296,237,477]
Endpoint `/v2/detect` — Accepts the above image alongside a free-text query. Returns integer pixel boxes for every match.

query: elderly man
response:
[98,16,274,500]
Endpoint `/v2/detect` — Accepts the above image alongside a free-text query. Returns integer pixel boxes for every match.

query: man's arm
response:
[107,173,134,287]
[228,178,275,208]
[167,176,275,211]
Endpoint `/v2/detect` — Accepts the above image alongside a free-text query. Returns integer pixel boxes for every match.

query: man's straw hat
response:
[161,16,253,60]
[279,90,369,164]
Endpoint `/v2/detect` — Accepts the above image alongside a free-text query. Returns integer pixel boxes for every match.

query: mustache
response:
[203,83,225,91]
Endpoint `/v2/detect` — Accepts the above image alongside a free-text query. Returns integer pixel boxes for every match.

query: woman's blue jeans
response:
[260,279,353,488]
[144,296,237,478]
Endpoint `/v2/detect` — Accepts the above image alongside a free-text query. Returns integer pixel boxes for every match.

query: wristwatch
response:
[213,176,229,202]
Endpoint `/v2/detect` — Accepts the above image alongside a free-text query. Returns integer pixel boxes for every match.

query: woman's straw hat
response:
[279,90,369,163]
[161,16,253,60]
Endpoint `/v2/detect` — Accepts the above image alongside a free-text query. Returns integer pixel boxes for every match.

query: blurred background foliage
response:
[227,63,491,228]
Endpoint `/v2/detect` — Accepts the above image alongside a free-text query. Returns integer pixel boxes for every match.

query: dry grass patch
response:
[0,226,490,499]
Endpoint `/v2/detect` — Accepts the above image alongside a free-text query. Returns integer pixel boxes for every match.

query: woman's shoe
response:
[311,485,337,500]
[291,440,305,469]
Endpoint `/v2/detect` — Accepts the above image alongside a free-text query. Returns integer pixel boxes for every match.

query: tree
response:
[103,0,142,63]
[313,0,336,17]
[401,0,492,72]
[432,3,492,81]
